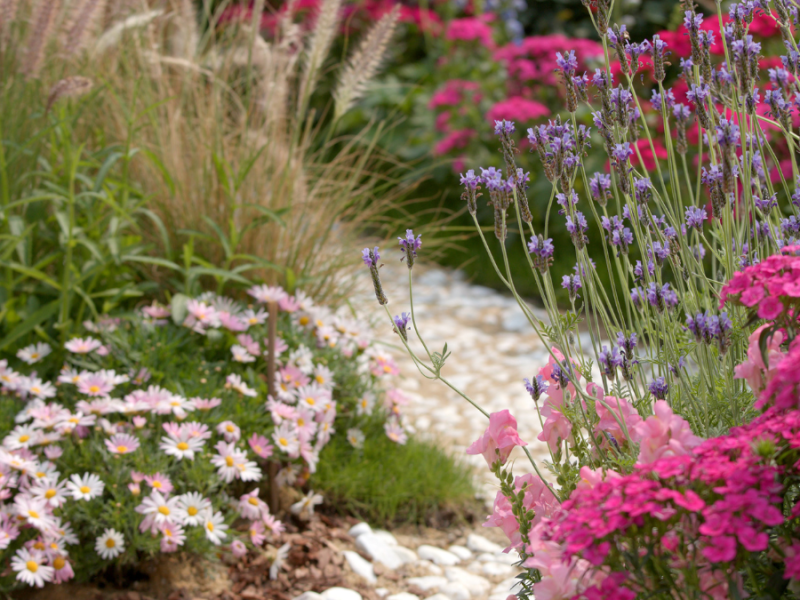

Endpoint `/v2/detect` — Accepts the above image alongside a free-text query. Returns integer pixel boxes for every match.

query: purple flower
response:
[398,229,422,269]
[566,211,589,249]
[393,312,411,341]
[714,118,740,148]
[684,10,703,33]
[362,246,380,268]
[607,24,627,46]
[673,103,692,122]
[631,287,643,308]
[555,50,578,76]
[524,375,549,402]
[754,194,777,213]
[561,273,581,302]
[528,235,554,273]
[646,282,679,313]
[592,68,613,90]
[633,260,655,282]
[686,83,710,104]
[648,377,669,400]
[494,120,515,135]
[611,142,633,165]
[556,190,578,215]
[651,88,675,112]
[769,67,790,88]
[650,241,670,267]
[685,205,707,230]
[598,345,623,380]
[616,331,637,355]
[460,169,480,190]
[589,172,612,205]
[634,177,652,204]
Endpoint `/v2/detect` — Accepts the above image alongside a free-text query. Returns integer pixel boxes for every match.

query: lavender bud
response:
[362,247,388,305]
[648,377,669,400]
[398,229,422,270]
[393,312,410,341]
[524,375,549,402]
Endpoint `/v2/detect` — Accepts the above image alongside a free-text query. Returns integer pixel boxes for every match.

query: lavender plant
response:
[366,0,800,597]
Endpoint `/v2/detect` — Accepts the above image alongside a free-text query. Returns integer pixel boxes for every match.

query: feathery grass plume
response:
[62,0,107,57]
[333,5,399,122]
[20,0,62,79]
[297,0,341,121]
[45,75,93,113]
[92,9,163,54]
[167,0,198,59]
[0,0,21,49]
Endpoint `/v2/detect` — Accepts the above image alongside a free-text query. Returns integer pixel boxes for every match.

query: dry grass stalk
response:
[62,0,107,57]
[20,0,62,78]
[333,5,399,122]
[298,0,341,119]
[45,75,93,113]
[0,0,21,49]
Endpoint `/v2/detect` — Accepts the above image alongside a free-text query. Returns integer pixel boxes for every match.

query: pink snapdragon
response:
[466,409,527,467]
[632,400,702,464]
[734,324,785,395]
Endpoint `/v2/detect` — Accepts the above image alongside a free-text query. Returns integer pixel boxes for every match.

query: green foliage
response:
[314,417,477,526]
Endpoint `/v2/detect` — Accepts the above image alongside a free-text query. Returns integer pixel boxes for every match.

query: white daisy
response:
[11,547,53,587]
[135,490,180,526]
[95,528,125,560]
[3,425,39,450]
[272,422,300,455]
[231,345,256,363]
[290,490,324,516]
[225,374,257,397]
[202,510,228,545]
[66,473,104,501]
[176,492,211,526]
[346,428,365,449]
[19,377,57,400]
[30,477,68,509]
[13,496,54,532]
[64,337,102,354]
[16,343,51,365]
[160,433,204,461]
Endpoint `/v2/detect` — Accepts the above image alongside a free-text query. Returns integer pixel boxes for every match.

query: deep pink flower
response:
[487,97,549,124]
[446,17,494,48]
[758,296,784,319]
[701,534,737,563]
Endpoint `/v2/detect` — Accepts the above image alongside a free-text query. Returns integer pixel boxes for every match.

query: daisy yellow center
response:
[279,437,288,447]
[163,527,172,537]
[249,318,258,324]
[31,387,40,394]
[187,506,198,516]
[18,435,29,443]
[26,561,38,573]
[28,510,39,519]
[50,543,58,550]
[69,417,79,424]
[248,497,259,506]
[361,400,367,407]
[315,375,325,384]
[253,445,262,453]
[305,397,315,406]
[158,506,170,516]
[383,365,392,373]
[30,353,39,360]
[207,522,214,531]
[225,456,234,467]
[105,538,116,548]
[297,418,305,427]
[177,442,189,451]
[299,316,309,326]
[89,385,100,393]
[71,376,79,383]
[53,557,65,570]
[79,485,90,493]
[152,481,162,488]
[116,445,128,453]
[315,319,324,327]
[33,542,45,550]
[45,489,56,499]
[225,425,235,432]
[170,401,180,406]
[280,383,288,391]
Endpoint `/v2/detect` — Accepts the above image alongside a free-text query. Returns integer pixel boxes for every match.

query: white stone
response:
[375,590,390,599]
[391,545,418,564]
[493,578,521,595]
[443,567,491,595]
[373,530,398,546]
[492,552,520,566]
[343,551,376,584]
[482,561,515,577]
[321,589,362,600]
[414,559,443,575]
[489,594,511,600]
[439,582,471,600]
[348,522,372,538]
[387,594,419,600]
[407,576,448,591]
[417,545,461,566]
[355,533,403,569]
[293,593,323,600]
[447,545,472,561]
[466,561,483,575]
[467,534,502,554]
[425,595,451,600]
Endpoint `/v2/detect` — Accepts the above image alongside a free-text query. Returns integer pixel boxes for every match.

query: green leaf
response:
[139,149,176,195]
[187,266,251,285]
[93,151,124,193]
[285,267,296,294]
[237,203,288,227]
[170,294,190,325]
[0,260,61,289]
[0,300,60,350]
[121,255,180,270]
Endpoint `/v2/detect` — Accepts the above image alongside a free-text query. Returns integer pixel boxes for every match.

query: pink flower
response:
[594,395,642,446]
[433,129,474,156]
[467,409,527,467]
[758,296,784,319]
[105,433,140,455]
[734,324,785,395]
[537,403,573,453]
[247,433,273,459]
[144,473,173,495]
[64,337,102,354]
[632,401,702,464]
[701,534,738,563]
[487,97,549,124]
[445,17,494,48]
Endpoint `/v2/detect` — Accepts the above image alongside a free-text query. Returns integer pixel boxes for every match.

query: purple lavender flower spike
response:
[398,229,422,270]
[598,345,623,380]
[393,312,411,341]
[555,50,578,75]
[362,247,387,305]
[524,375,549,402]
[528,235,554,273]
[561,272,581,302]
[685,206,707,230]
[648,377,669,400]
[494,120,516,136]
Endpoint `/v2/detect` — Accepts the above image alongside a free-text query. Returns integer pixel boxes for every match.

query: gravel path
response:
[309,259,561,600]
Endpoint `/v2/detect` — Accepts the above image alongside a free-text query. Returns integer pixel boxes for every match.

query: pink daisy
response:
[144,473,173,495]
[247,433,273,459]
[105,433,140,455]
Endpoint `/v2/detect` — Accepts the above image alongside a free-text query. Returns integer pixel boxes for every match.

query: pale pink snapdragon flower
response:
[632,400,703,464]
[466,409,527,466]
